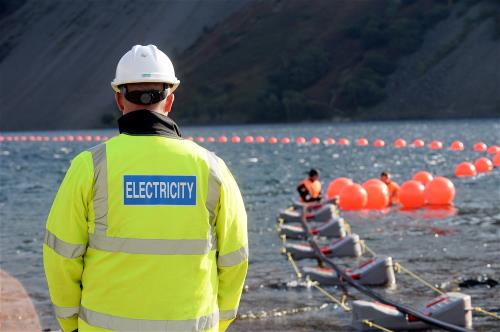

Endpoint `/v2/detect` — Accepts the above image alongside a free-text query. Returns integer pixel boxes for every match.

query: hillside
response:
[0,0,248,131]
[0,0,498,131]
[175,0,500,124]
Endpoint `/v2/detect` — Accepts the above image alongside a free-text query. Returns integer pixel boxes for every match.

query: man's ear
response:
[164,93,175,114]
[115,92,125,112]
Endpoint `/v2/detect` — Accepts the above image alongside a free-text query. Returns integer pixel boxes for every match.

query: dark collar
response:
[118,110,182,138]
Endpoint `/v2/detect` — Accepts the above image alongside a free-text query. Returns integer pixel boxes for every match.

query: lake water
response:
[0,120,499,331]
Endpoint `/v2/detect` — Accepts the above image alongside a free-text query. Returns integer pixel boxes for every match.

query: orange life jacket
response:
[302,178,322,198]
[386,181,400,204]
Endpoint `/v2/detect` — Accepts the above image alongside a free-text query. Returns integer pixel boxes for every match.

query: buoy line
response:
[276,201,499,331]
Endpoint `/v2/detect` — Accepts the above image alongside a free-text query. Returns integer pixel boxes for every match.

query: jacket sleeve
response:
[214,158,248,332]
[43,151,93,332]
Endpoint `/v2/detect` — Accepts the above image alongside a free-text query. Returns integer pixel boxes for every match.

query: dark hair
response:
[309,169,319,177]
[380,171,389,177]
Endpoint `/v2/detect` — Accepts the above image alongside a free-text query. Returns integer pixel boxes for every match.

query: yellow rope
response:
[362,319,393,332]
[360,240,377,257]
[393,262,445,296]
[473,307,500,320]
[287,252,302,279]
[311,282,351,312]
[343,221,352,235]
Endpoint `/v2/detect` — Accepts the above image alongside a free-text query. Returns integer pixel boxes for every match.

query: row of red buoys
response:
[455,156,499,176]
[327,171,456,211]
[0,135,109,142]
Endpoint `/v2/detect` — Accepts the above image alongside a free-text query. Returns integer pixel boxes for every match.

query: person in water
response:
[380,171,399,205]
[297,169,322,202]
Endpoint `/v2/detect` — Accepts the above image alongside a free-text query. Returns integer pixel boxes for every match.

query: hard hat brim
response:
[111,78,180,93]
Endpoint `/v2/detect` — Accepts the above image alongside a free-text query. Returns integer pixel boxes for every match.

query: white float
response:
[278,204,336,223]
[351,292,472,331]
[280,218,346,239]
[285,234,363,260]
[303,256,396,287]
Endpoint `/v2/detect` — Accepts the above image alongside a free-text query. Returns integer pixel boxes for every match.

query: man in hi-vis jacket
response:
[43,44,248,332]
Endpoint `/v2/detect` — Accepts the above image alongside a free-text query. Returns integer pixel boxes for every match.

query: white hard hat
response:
[111,44,180,93]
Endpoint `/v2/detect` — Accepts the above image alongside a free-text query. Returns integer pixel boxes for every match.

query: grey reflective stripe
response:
[217,246,248,267]
[80,306,218,331]
[89,144,108,235]
[219,309,237,320]
[44,230,86,258]
[88,232,216,255]
[54,305,80,319]
[205,151,222,223]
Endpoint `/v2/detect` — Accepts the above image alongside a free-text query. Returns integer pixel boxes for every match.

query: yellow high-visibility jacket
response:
[43,111,248,332]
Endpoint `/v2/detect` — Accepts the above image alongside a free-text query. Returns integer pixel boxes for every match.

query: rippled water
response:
[0,120,499,331]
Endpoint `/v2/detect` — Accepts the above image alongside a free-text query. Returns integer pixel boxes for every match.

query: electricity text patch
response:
[123,175,196,205]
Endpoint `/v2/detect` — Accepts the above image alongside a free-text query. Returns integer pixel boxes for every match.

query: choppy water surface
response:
[1,120,499,331]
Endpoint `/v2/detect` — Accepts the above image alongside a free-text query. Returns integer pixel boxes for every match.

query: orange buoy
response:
[394,138,407,148]
[487,145,499,154]
[339,183,367,210]
[429,140,442,150]
[473,142,487,152]
[326,177,353,199]
[218,135,228,143]
[399,180,426,209]
[207,136,215,143]
[363,182,389,209]
[339,138,350,146]
[357,138,368,146]
[268,136,278,144]
[425,177,455,206]
[362,178,385,187]
[281,137,290,144]
[256,136,265,143]
[493,153,500,166]
[310,137,321,145]
[186,136,193,141]
[231,136,241,143]
[76,135,83,142]
[412,139,425,148]
[450,140,464,151]
[244,135,254,143]
[474,157,493,173]
[195,136,205,143]
[295,136,306,144]
[21,136,27,141]
[373,139,385,147]
[325,137,335,145]
[454,162,476,177]
[66,135,74,142]
[412,171,433,186]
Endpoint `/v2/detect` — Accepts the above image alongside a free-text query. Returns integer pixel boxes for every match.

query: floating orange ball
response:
[310,137,321,145]
[357,138,368,146]
[339,138,350,146]
[429,140,442,150]
[218,135,228,143]
[362,178,385,188]
[473,142,487,152]
[256,136,265,143]
[296,136,306,144]
[450,141,464,151]
[268,136,277,144]
[474,157,493,173]
[326,177,353,199]
[425,177,455,206]
[231,136,241,143]
[487,145,500,154]
[325,137,336,145]
[394,138,407,148]
[207,136,215,143]
[399,180,426,209]
[363,182,389,209]
[454,162,476,177]
[412,139,425,148]
[373,139,385,147]
[195,136,205,143]
[339,184,367,210]
[244,135,254,143]
[493,153,500,166]
[412,171,433,186]
[281,137,290,144]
